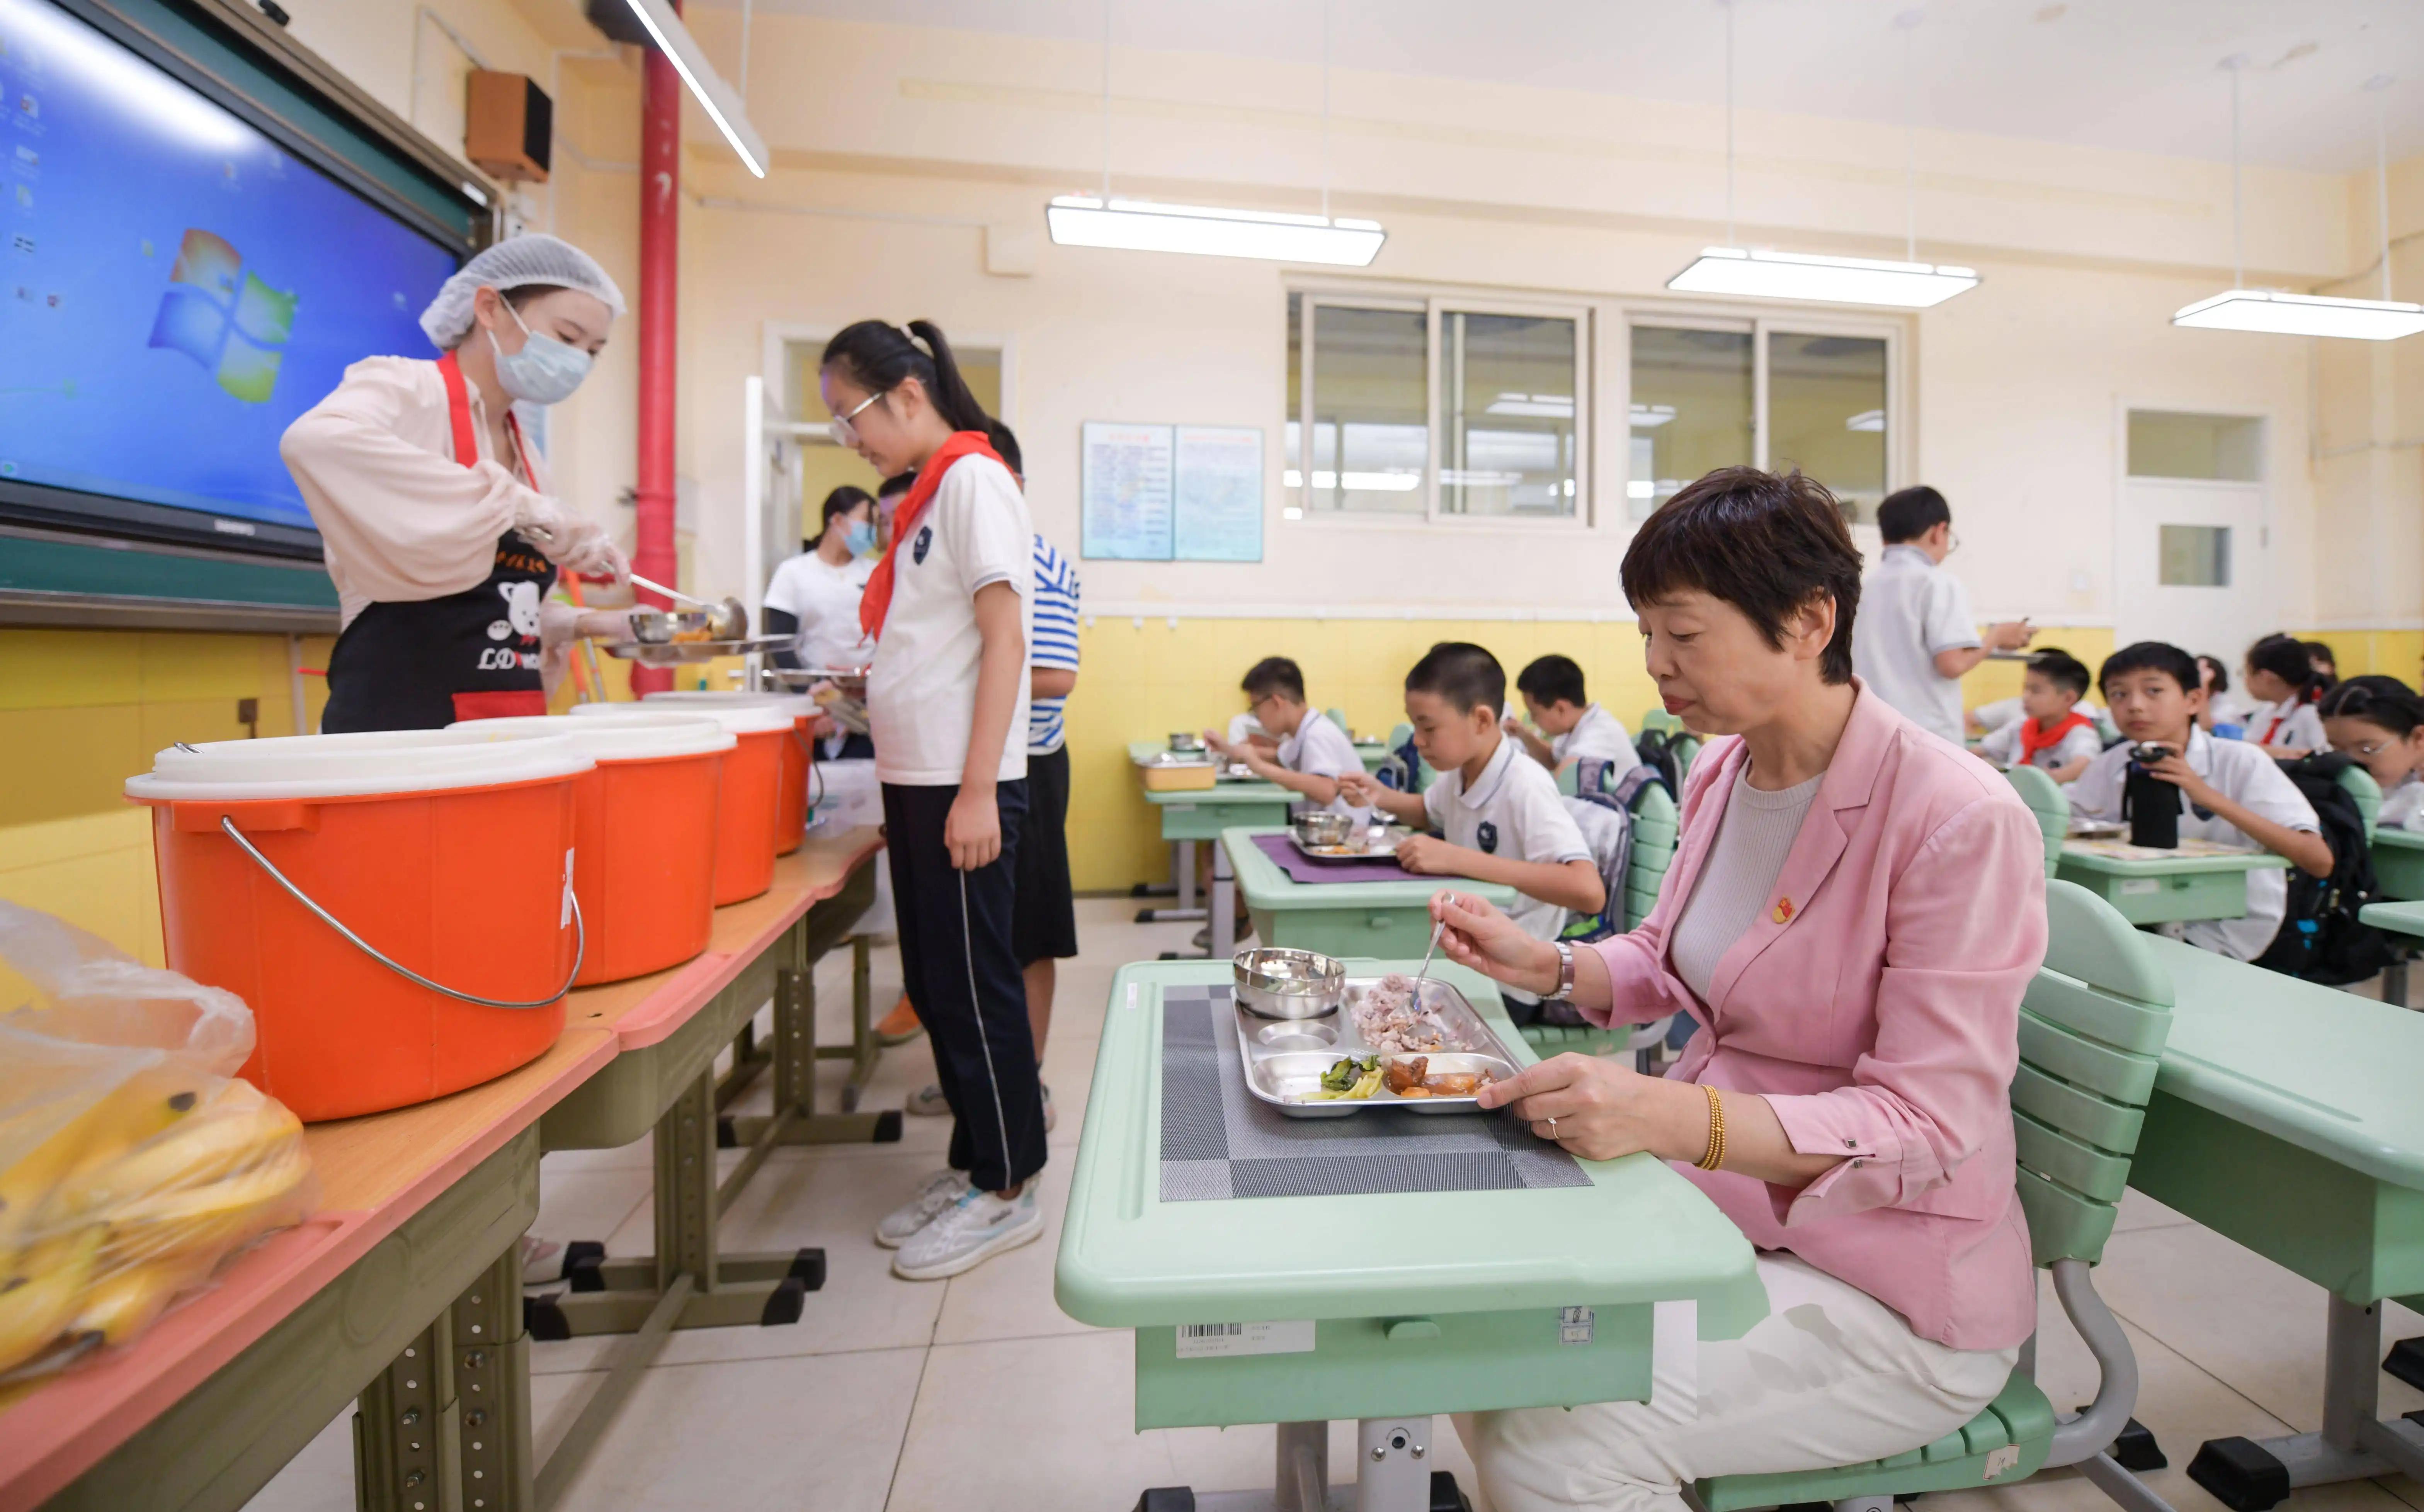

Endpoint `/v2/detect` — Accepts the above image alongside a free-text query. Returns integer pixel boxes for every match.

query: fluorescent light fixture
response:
[2171,288,2424,341]
[1048,197,1385,266]
[1667,246,1979,308]
[1629,403,1677,429]
[1845,408,1886,432]
[1283,469,1421,491]
[1485,392,1575,418]
[621,0,769,178]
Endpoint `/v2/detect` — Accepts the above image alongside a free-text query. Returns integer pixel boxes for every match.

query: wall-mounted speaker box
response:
[466,71,553,184]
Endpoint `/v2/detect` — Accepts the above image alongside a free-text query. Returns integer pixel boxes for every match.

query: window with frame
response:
[1285,291,1587,522]
[1628,320,1893,525]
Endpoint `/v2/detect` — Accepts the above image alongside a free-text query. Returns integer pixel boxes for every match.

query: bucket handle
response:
[217,815,585,1010]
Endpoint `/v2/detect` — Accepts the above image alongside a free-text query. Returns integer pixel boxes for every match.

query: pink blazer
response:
[1588,681,2045,1350]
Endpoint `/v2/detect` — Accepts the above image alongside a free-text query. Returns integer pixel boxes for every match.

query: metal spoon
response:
[1414,917,1445,988]
[629,574,748,640]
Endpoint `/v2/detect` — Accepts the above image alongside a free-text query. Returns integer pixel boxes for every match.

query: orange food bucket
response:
[640,693,821,855]
[577,699,793,904]
[125,730,592,1122]
[452,714,734,986]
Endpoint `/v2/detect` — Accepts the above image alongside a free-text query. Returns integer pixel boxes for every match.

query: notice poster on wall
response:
[1172,426,1264,562]
[1080,422,1174,560]
[1081,421,1266,562]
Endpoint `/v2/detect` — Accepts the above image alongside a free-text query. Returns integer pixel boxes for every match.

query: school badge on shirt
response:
[1477,821,1499,854]
[912,525,932,564]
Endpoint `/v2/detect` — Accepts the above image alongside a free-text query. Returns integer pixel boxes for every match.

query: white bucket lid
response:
[639,690,820,721]
[571,698,794,736]
[448,713,736,761]
[126,727,593,802]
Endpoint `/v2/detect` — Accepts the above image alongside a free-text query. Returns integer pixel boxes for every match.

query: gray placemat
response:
[1158,986,1590,1202]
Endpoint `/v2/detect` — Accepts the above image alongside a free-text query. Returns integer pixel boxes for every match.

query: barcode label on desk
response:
[2119,879,2159,895]
[1559,1306,1596,1346]
[1175,1321,1314,1359]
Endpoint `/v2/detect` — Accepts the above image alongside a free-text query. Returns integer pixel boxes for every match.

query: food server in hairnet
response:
[281,234,636,732]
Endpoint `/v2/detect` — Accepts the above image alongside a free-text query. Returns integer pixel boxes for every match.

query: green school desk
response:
[1127,738,1391,773]
[1138,776,1298,959]
[2359,899,2424,942]
[2127,935,2424,1507]
[1220,825,1518,961]
[2372,829,2424,900]
[1056,958,1764,1512]
[2055,841,2289,927]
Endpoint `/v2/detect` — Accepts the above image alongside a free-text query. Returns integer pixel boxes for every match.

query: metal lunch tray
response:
[604,636,794,666]
[1286,826,1410,863]
[1233,975,1520,1120]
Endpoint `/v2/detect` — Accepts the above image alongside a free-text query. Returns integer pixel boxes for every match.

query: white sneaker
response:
[905,1082,949,1117]
[1041,1081,1056,1134]
[891,1186,1042,1280]
[520,1235,566,1285]
[874,1168,969,1249]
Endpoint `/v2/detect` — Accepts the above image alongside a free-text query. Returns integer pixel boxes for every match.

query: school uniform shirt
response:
[1976,715,2102,776]
[2204,691,2256,732]
[1422,734,1593,945]
[866,453,1034,787]
[2250,697,2327,753]
[1280,709,1368,821]
[2381,774,2424,832]
[1851,544,1980,745]
[763,550,876,672]
[1551,702,1641,772]
[2068,727,2320,962]
[1972,695,2099,734]
[1026,536,1080,756]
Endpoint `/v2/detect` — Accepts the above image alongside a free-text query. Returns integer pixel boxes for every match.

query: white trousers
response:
[1460,1254,2018,1512]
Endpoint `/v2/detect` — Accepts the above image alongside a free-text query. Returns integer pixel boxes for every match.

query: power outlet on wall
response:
[237,697,259,739]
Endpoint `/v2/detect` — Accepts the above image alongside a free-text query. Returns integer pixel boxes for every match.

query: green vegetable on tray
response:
[1312,1054,1383,1101]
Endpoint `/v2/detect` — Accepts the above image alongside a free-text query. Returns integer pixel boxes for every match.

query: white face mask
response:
[490,298,592,406]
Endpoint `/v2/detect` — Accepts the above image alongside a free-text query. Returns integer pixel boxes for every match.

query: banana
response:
[67,1252,213,1347]
[0,1066,208,1246]
[0,1226,104,1376]
[101,1139,311,1268]
[43,1086,300,1224]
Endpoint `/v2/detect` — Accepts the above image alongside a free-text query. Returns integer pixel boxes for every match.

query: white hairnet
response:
[418,234,627,349]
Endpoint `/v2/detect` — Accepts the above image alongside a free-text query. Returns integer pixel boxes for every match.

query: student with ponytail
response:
[2244,633,2329,757]
[820,319,1046,1279]
[2322,676,2424,831]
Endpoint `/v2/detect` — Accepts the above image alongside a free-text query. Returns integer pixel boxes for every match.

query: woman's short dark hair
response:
[820,319,992,435]
[1620,467,1863,685]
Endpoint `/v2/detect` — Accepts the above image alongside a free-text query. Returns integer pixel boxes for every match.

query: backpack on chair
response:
[1631,729,1683,797]
[2252,752,2397,985]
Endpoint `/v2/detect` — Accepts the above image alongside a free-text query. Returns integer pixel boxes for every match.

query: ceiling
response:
[701,0,2424,175]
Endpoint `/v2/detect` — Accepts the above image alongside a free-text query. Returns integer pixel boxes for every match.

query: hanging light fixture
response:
[1044,0,1385,265]
[619,0,768,177]
[2174,70,2424,340]
[1668,6,1978,308]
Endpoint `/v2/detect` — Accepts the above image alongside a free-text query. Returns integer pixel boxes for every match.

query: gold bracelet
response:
[1696,1084,1726,1171]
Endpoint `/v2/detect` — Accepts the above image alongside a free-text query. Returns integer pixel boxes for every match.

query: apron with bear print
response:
[320,352,557,734]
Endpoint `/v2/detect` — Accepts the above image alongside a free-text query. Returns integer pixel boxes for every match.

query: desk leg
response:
[728,949,903,1152]
[1140,839,1208,923]
[811,934,880,1111]
[355,1315,456,1512]
[1134,1419,1461,1512]
[715,1019,772,1111]
[356,1244,536,1512]
[2188,1295,2424,1509]
[2384,958,2410,1009]
[1212,843,1238,960]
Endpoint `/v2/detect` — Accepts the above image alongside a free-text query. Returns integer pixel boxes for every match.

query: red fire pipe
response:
[629,6,682,695]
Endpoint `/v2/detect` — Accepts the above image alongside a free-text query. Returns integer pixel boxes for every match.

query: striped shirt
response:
[1028,535,1081,754]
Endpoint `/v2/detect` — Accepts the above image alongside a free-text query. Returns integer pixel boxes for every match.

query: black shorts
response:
[1012,744,1079,964]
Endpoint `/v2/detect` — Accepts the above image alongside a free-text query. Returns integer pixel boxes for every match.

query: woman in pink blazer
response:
[1434,468,2048,1512]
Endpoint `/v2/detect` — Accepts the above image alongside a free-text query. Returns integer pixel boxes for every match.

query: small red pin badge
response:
[1772,898,1795,924]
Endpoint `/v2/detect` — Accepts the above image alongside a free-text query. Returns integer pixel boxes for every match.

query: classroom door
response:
[2114,478,2269,662]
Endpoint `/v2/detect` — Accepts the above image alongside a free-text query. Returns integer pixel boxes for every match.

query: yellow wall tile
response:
[0,630,143,710]
[0,809,163,1010]
[0,704,148,826]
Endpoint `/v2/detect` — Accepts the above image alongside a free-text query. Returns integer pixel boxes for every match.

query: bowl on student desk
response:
[1167,731,1207,753]
[1233,946,1346,1020]
[1291,812,1356,848]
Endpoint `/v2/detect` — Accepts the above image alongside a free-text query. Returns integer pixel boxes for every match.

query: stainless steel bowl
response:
[1167,731,1206,753]
[1233,946,1346,1019]
[1292,811,1356,848]
[628,608,675,644]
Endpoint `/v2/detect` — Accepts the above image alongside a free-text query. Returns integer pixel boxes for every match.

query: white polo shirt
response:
[1977,715,2103,776]
[2382,774,2424,832]
[1852,544,1980,745]
[2250,697,2327,753]
[2068,727,2319,962]
[763,551,876,672]
[1423,733,1592,946]
[1552,703,1640,772]
[1279,708,1369,821]
[866,453,1034,786]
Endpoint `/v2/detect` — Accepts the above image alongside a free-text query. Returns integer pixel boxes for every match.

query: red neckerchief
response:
[858,430,1004,639]
[2019,709,2092,763]
[436,350,532,486]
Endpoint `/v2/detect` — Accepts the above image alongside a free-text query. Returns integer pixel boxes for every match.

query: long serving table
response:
[2126,935,2424,1509]
[1221,825,1517,962]
[1056,958,1764,1512]
[2055,841,2290,926]
[0,828,888,1512]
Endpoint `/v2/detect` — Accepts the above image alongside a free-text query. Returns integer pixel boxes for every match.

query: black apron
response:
[320,352,557,734]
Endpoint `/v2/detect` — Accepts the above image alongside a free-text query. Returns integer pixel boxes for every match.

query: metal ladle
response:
[629,574,748,640]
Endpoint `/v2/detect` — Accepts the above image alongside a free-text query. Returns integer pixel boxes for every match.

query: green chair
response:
[1696,878,2177,1512]
[1325,707,1350,738]
[2004,764,2069,878]
[2338,764,2382,842]
[1672,735,1703,780]
[1523,784,1682,1069]
[1641,708,1686,739]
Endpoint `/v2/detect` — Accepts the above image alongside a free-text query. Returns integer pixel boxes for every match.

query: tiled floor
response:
[242,898,2424,1512]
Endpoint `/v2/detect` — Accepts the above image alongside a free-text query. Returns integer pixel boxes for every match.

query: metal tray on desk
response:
[1234,976,1519,1119]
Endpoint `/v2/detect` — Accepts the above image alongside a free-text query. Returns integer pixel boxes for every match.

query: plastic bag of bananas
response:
[0,900,315,1384]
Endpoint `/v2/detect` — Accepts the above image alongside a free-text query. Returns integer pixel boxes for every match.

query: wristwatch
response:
[1545,940,1577,1003]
